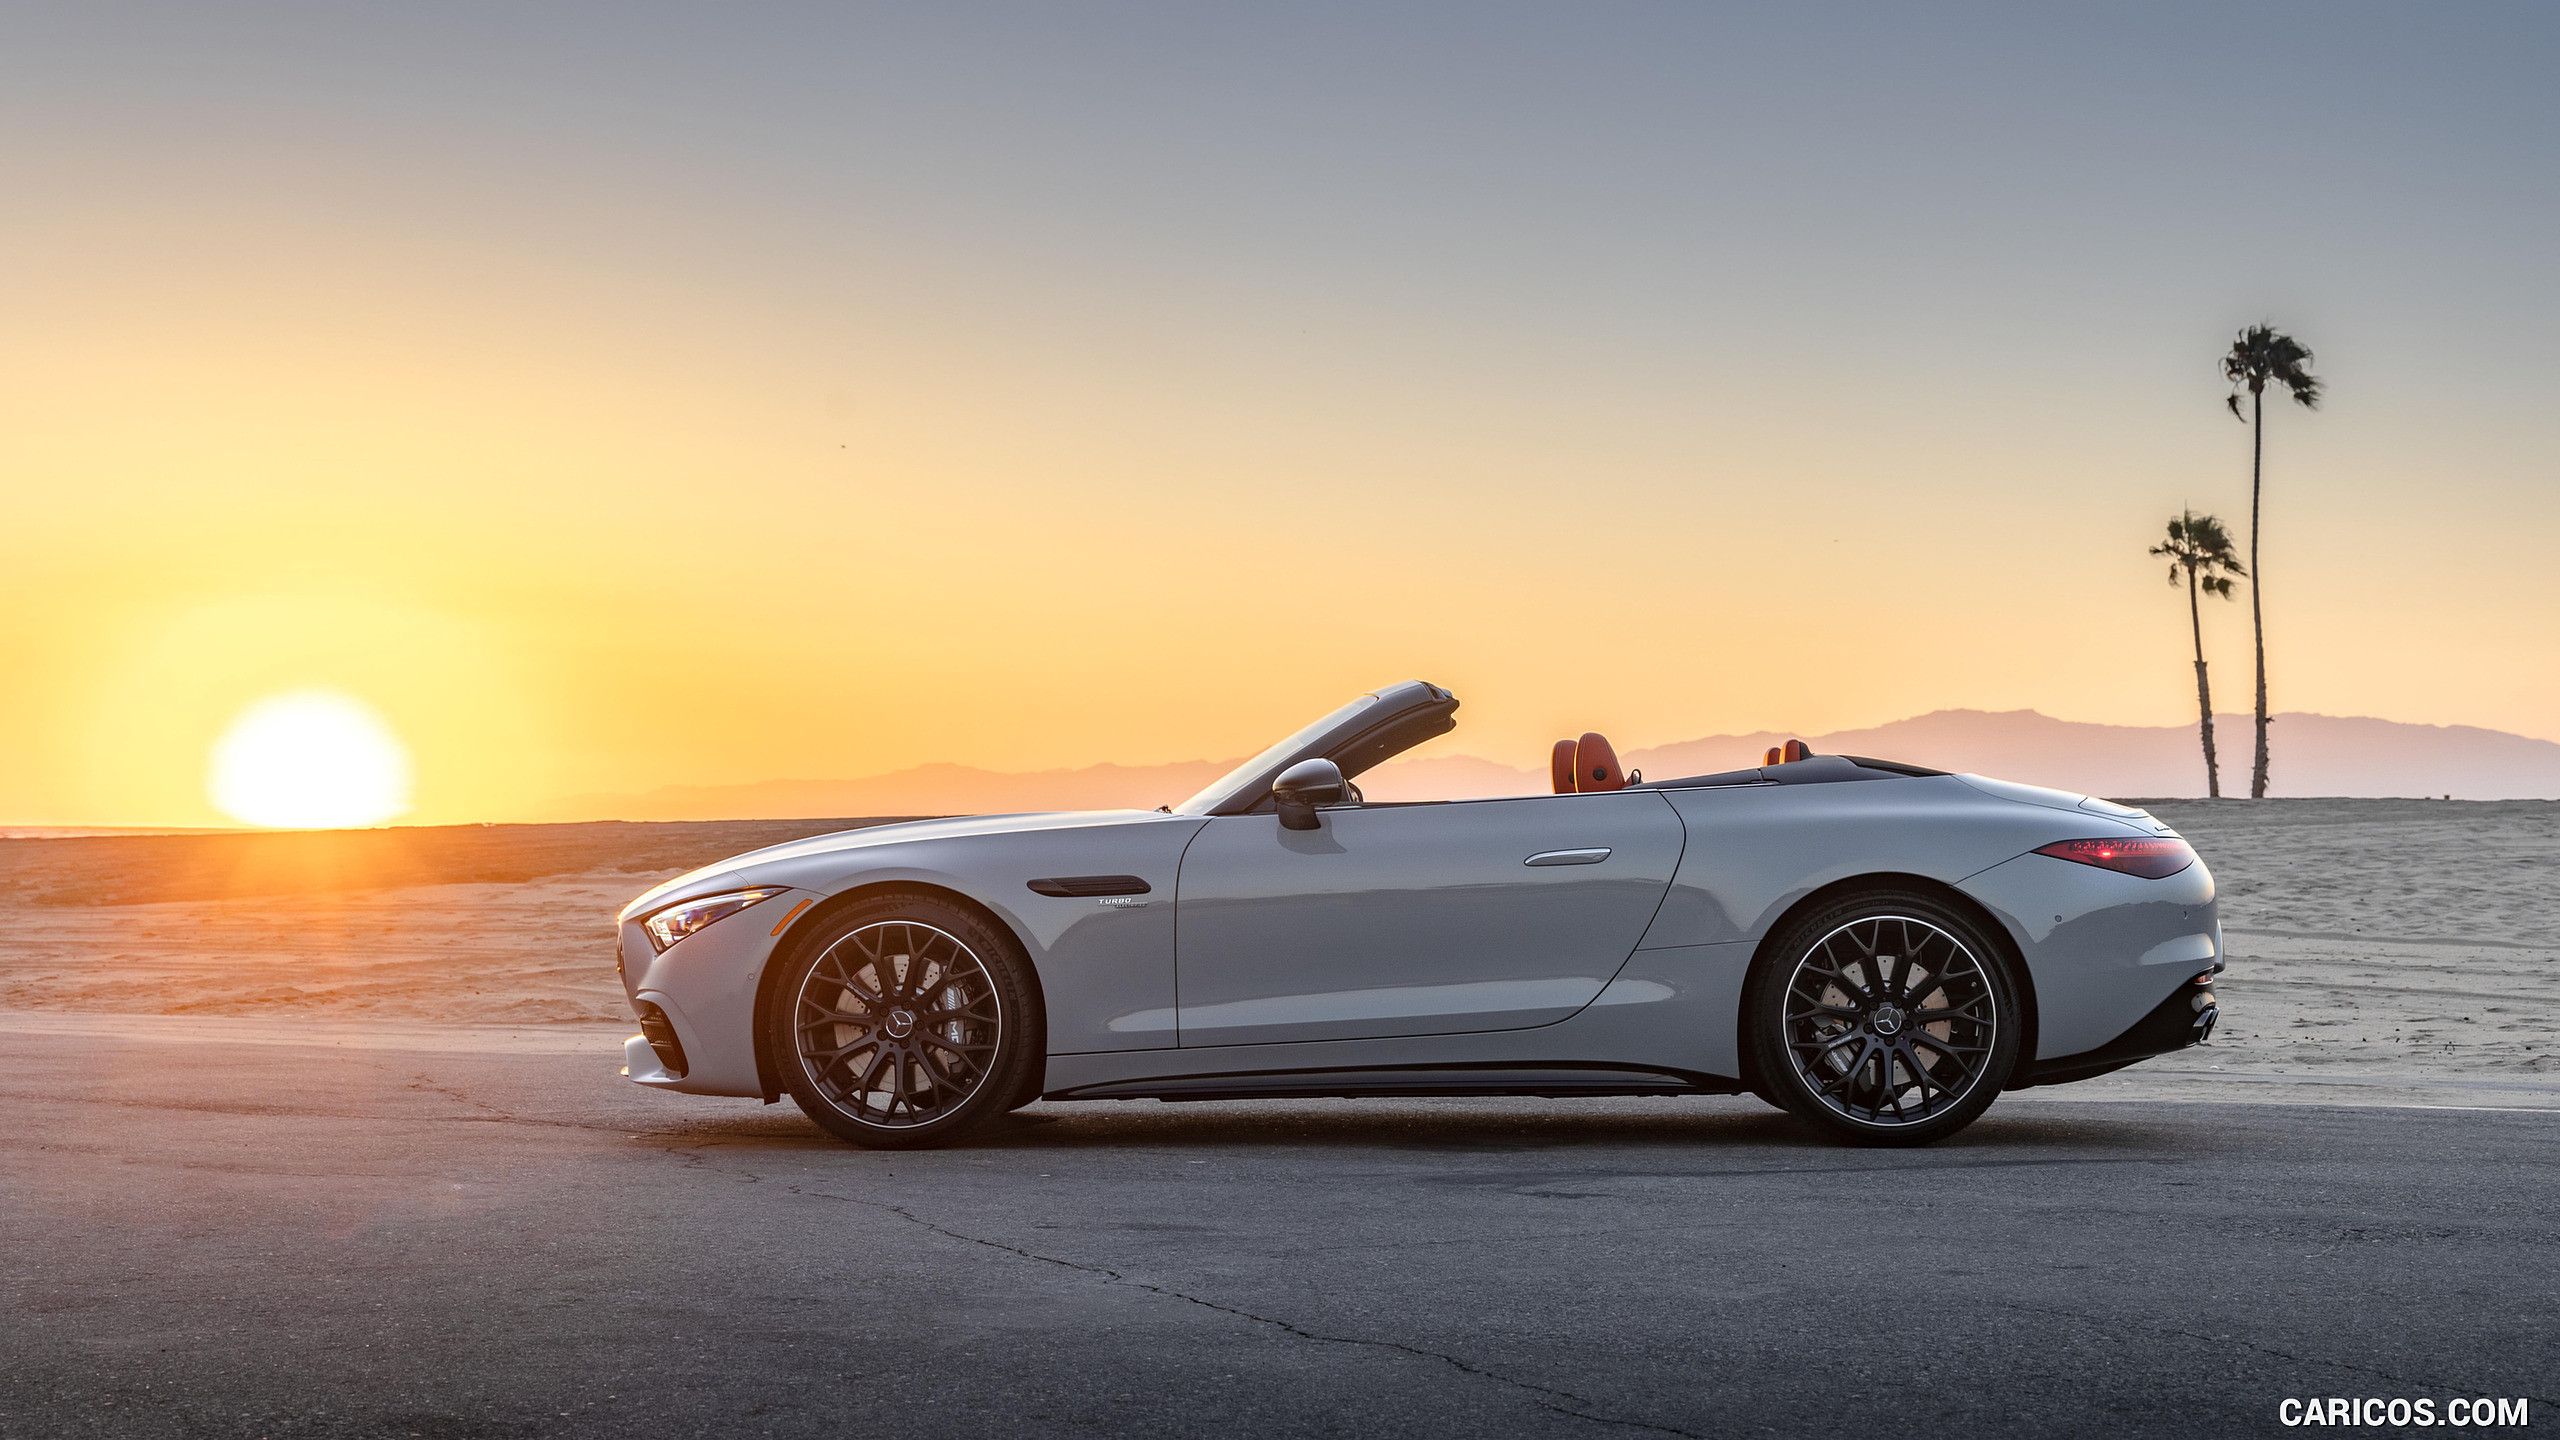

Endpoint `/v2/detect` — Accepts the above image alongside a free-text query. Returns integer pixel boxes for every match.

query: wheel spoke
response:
[1792,1028,1864,1062]
[1909,1040,1981,1084]
[1780,913,1998,1127]
[799,998,876,1027]
[1814,1037,1877,1095]
[1895,1042,1949,1113]
[808,1037,877,1078]
[804,1026,884,1062]
[809,960,886,1007]
[1798,965,1871,1002]
[795,918,1004,1129]
[844,1045,893,1100]
[915,1045,980,1090]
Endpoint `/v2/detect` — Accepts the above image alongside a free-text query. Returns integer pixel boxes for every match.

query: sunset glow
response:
[207,691,413,829]
[3,8,2554,828]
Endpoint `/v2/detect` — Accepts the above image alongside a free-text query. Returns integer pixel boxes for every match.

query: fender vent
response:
[1026,875,1152,898]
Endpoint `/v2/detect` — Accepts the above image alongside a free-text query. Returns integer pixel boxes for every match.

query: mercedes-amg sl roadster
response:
[615,681,2221,1147]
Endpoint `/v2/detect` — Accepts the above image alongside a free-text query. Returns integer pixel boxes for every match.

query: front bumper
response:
[616,885,819,1098]
[622,1033,684,1088]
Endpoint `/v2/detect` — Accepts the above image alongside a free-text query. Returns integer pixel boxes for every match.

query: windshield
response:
[1171,692,1386,816]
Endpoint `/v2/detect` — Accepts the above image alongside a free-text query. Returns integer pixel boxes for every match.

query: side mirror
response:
[1271,757,1348,831]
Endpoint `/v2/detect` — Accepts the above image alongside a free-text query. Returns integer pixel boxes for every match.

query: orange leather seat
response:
[1765,739,1814,766]
[1576,732,1626,792]
[1552,733,1628,792]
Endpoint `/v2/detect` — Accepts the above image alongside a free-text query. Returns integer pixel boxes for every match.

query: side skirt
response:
[1049,1062,1741,1103]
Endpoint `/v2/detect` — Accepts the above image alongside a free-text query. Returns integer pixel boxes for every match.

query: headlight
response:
[640,887,786,953]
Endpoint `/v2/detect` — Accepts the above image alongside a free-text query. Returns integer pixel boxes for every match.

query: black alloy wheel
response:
[769,894,1041,1148]
[1745,890,2022,1146]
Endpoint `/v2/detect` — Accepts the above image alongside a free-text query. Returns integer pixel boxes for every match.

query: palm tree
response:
[2151,511,2246,797]
[2222,324,2322,798]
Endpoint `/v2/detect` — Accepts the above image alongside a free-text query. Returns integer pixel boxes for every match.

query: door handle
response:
[1524,848,1611,866]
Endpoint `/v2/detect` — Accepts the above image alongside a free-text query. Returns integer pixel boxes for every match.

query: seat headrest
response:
[1576,732,1626,792]
[1764,746,1784,767]
[1783,739,1813,763]
[1551,738,1580,795]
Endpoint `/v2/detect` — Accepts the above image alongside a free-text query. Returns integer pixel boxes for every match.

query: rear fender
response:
[1958,852,2218,1060]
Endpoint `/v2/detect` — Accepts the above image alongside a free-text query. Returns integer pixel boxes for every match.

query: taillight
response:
[2032,837,2197,879]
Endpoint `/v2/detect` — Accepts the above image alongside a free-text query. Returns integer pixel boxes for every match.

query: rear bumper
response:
[2017,968,2221,1088]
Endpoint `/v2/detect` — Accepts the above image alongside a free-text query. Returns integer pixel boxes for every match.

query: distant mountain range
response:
[535,709,2560,821]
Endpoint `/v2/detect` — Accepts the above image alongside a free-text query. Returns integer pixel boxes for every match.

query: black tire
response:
[767,893,1043,1149]
[1743,889,2022,1147]
[1002,1000,1050,1112]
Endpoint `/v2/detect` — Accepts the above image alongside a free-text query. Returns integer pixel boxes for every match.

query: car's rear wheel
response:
[768,894,1041,1149]
[1744,890,2022,1147]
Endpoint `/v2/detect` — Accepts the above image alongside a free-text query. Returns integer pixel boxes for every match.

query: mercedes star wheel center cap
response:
[1871,1004,1906,1037]
[886,1008,916,1038]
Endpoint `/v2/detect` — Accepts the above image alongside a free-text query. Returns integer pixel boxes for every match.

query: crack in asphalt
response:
[662,1142,1706,1438]
[404,1072,516,1122]
[862,1196,1711,1437]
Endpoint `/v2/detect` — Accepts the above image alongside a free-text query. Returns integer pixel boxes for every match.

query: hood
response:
[617,809,1170,920]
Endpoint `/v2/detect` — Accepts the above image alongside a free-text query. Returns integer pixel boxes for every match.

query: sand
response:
[0,801,2550,1107]
[0,820,894,1027]
[2079,798,2560,1107]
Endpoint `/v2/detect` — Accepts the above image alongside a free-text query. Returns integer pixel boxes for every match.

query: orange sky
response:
[5,7,2555,827]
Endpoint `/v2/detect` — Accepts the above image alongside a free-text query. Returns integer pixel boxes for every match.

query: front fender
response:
[733,815,1209,1059]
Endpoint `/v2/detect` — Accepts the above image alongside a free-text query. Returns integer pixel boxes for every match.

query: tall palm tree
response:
[2151,511,2246,797]
[2222,324,2322,798]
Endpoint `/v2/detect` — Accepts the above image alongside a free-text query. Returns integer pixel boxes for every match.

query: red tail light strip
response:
[2032,837,2197,879]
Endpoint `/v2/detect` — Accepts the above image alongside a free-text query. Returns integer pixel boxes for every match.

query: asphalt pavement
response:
[3,1027,2553,1439]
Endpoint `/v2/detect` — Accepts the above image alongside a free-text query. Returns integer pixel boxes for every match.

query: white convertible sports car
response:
[615,682,2221,1147]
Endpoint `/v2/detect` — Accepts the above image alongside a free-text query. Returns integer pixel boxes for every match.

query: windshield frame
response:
[1172,682,1457,816]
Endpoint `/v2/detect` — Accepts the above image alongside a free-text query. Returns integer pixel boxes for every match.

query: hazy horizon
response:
[508,705,2560,820]
[7,4,2556,827]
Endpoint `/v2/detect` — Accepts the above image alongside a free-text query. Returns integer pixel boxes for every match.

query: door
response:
[1173,791,1685,1047]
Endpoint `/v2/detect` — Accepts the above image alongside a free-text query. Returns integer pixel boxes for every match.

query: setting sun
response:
[207,690,414,829]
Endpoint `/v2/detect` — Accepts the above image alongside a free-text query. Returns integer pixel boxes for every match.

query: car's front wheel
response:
[1744,890,2022,1147]
[767,894,1042,1149]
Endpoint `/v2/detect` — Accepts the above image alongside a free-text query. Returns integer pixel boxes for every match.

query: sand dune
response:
[0,801,2549,1102]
